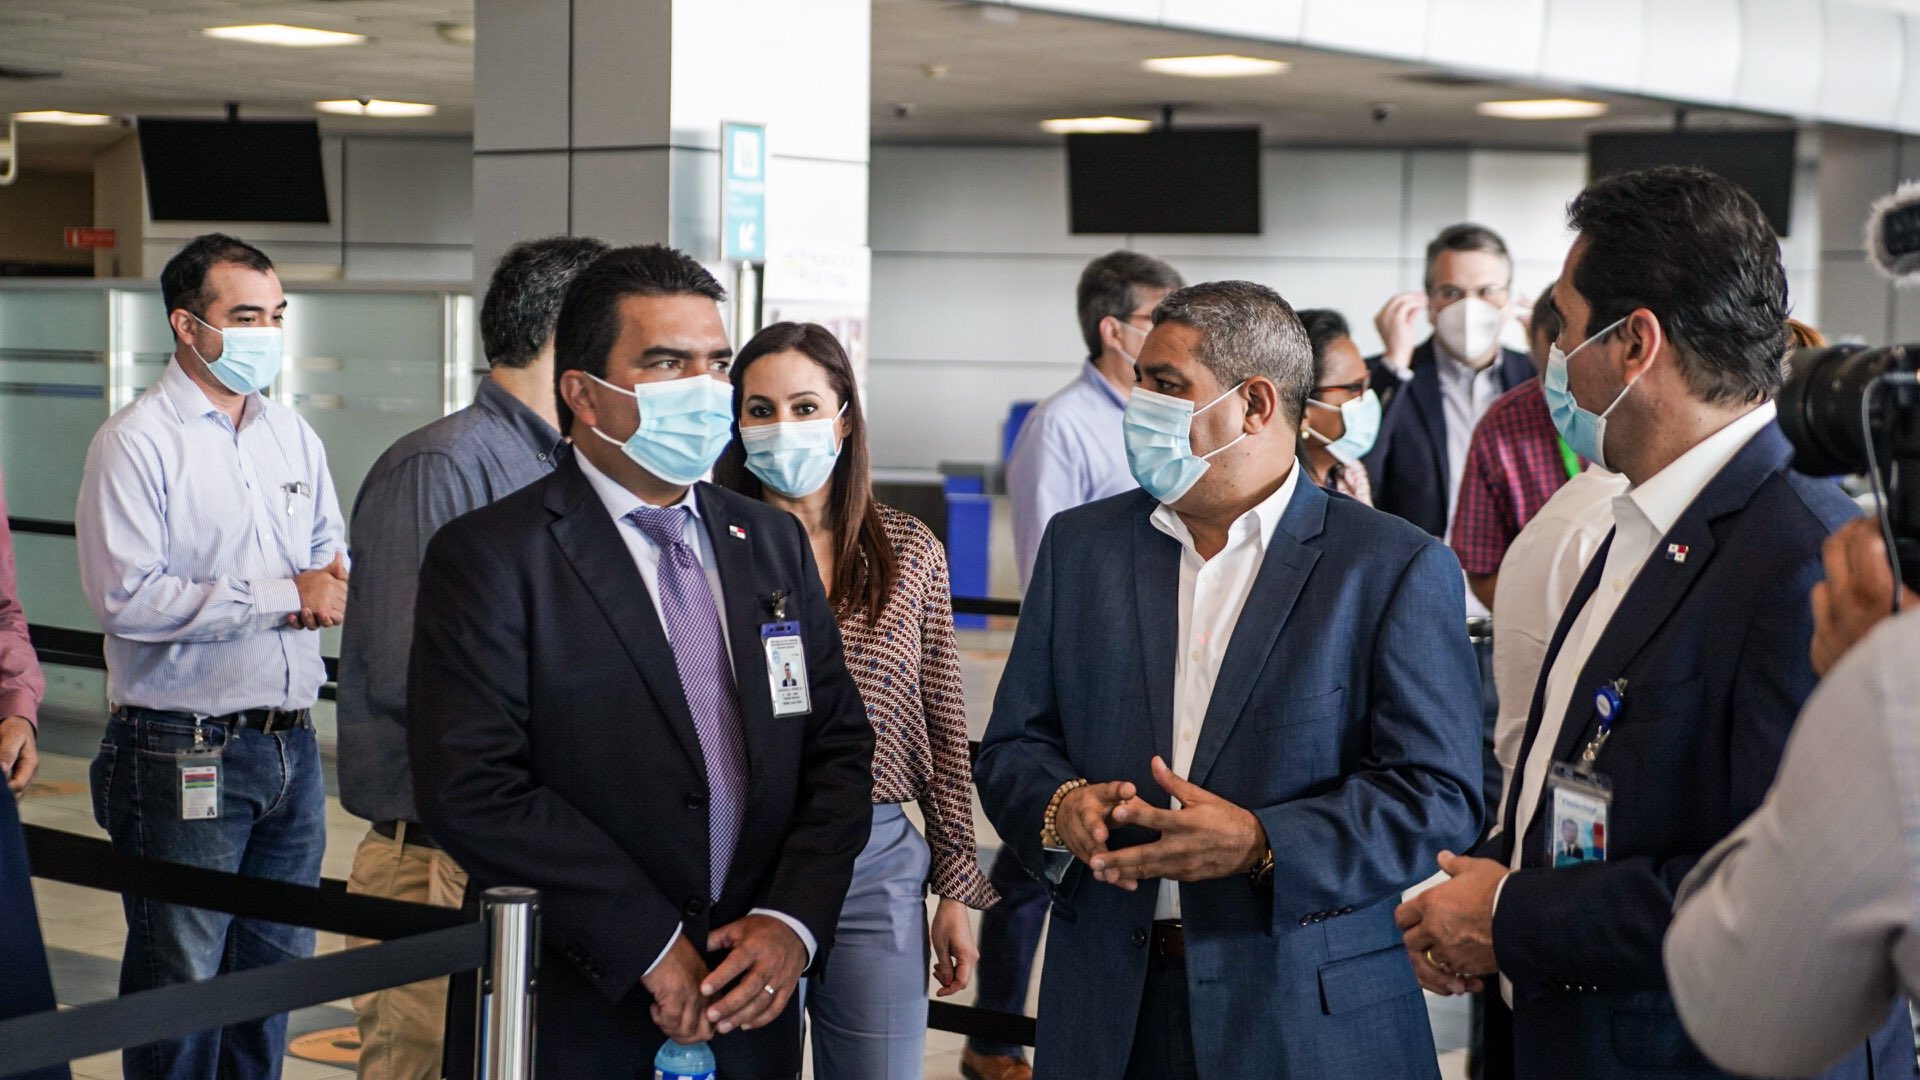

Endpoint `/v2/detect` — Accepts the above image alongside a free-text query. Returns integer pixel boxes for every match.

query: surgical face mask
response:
[1123,382,1248,506]
[741,404,847,498]
[1433,296,1508,366]
[1304,388,1382,462]
[189,312,283,395]
[586,372,735,486]
[1543,317,1634,470]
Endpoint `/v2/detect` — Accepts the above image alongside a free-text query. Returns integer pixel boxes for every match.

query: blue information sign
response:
[721,121,767,262]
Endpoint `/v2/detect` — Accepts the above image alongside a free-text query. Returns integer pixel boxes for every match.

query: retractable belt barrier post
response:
[480,887,540,1080]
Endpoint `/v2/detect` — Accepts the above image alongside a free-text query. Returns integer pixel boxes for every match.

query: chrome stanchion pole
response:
[479,886,540,1080]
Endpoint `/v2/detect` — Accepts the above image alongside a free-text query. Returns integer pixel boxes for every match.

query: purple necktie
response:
[626,505,748,900]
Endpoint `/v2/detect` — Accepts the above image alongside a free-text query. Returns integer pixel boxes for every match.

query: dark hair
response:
[1528,281,1563,352]
[713,322,899,625]
[552,244,727,430]
[1567,166,1788,406]
[1424,223,1512,292]
[1153,280,1314,427]
[481,236,612,369]
[1076,250,1184,361]
[1294,308,1352,384]
[160,233,274,320]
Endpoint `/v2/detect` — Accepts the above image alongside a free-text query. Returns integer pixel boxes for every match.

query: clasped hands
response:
[640,914,806,1044]
[1393,850,1507,996]
[1058,756,1266,888]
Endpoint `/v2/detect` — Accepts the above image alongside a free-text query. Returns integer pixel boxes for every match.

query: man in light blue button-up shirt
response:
[75,234,345,1080]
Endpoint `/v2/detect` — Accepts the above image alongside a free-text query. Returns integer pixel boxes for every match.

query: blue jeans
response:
[967,847,1047,1060]
[90,707,327,1080]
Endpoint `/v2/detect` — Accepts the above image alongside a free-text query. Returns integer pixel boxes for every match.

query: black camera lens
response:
[1777,344,1918,476]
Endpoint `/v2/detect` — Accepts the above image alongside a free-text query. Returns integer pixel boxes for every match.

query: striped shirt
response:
[75,360,344,714]
[840,504,997,908]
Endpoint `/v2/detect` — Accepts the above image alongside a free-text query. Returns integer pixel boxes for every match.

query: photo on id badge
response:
[1547,771,1607,868]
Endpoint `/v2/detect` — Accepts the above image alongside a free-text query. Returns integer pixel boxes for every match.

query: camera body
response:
[1778,344,1920,590]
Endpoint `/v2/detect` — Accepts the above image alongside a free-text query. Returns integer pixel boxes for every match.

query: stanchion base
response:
[287,1026,361,1065]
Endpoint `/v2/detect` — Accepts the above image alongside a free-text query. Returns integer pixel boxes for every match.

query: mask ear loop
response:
[1195,380,1254,461]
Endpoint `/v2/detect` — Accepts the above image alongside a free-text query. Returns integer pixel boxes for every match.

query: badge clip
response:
[768,589,789,620]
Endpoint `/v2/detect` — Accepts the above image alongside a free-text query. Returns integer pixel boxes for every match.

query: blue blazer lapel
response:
[1189,479,1326,788]
[1406,347,1450,484]
[1133,509,1180,766]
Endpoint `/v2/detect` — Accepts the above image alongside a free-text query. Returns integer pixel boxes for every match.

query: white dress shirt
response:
[1666,608,1920,1077]
[1497,401,1776,1003]
[1489,468,1629,821]
[1147,462,1302,920]
[575,451,816,971]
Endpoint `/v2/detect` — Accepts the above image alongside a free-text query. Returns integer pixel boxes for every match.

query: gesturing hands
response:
[1394,850,1506,996]
[289,551,348,630]
[1086,757,1267,889]
[1055,779,1136,867]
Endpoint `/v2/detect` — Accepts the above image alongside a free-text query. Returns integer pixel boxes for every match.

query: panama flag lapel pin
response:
[1665,543,1689,564]
[729,524,748,540]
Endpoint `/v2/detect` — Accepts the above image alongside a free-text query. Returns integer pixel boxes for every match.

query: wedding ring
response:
[1425,948,1454,975]
[763,983,778,996]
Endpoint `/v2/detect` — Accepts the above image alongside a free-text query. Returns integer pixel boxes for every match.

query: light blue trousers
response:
[805,803,931,1080]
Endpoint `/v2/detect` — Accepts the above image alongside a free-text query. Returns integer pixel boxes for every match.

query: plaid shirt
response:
[1451,377,1581,576]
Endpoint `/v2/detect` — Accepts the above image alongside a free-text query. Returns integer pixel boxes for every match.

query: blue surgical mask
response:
[1304,388,1382,462]
[1544,317,1632,470]
[189,312,283,395]
[741,405,847,498]
[587,372,735,486]
[1123,382,1248,505]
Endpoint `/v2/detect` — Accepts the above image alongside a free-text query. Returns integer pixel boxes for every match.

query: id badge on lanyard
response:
[179,719,222,822]
[761,590,812,718]
[1545,679,1623,867]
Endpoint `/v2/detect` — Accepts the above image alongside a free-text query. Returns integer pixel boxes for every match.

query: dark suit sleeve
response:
[973,519,1083,882]
[1492,549,1827,999]
[408,521,683,1000]
[1254,539,1483,930]
[756,511,875,967]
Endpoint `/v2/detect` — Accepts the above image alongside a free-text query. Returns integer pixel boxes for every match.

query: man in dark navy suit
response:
[1365,223,1537,545]
[1396,167,1911,1079]
[408,245,874,1080]
[976,280,1483,1080]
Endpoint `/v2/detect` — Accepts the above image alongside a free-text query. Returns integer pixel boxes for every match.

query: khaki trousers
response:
[344,825,467,1080]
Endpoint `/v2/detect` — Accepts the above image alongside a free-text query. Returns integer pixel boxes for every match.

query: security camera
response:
[1371,103,1396,124]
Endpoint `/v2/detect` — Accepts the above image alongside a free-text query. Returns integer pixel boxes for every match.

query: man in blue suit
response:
[975,280,1484,1080]
[1397,167,1912,1079]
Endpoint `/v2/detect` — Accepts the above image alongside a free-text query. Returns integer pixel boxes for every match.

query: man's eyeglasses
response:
[1429,284,1510,305]
[1312,379,1370,402]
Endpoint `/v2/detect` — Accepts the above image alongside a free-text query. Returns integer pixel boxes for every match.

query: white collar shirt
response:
[1147,461,1302,920]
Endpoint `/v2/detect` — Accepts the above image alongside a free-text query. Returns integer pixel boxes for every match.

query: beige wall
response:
[0,167,93,268]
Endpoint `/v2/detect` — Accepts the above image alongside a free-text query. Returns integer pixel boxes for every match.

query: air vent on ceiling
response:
[0,65,61,80]
[1394,70,1501,89]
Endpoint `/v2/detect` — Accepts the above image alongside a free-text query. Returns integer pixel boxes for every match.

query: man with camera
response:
[1394,166,1912,1079]
[1665,516,1920,1076]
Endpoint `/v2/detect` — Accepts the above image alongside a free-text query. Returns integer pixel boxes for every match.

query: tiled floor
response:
[20,721,1468,1080]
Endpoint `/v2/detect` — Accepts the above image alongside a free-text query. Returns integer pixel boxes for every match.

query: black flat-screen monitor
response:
[1068,127,1261,235]
[1587,128,1797,235]
[138,117,330,223]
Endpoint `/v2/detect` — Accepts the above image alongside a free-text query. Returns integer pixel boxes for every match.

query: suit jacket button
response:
[1338,907,1353,915]
[1299,915,1313,927]
[684,897,706,918]
[1130,929,1148,947]
[686,793,707,810]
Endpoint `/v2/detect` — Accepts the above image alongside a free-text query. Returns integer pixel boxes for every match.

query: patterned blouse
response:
[837,504,998,909]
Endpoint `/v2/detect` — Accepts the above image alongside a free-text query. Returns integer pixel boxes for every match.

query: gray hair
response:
[1151,280,1313,426]
[481,235,614,369]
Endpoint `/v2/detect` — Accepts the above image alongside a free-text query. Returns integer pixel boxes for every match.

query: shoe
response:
[960,1047,1032,1080]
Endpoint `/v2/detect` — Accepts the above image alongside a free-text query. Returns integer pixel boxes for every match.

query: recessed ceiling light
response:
[1040,116,1154,134]
[12,110,115,126]
[203,24,367,47]
[436,22,475,46]
[1142,54,1290,78]
[316,99,437,118]
[1476,98,1610,120]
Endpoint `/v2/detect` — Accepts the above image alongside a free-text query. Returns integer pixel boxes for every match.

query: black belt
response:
[1466,616,1494,645]
[1150,920,1184,961]
[373,821,441,851]
[207,708,312,733]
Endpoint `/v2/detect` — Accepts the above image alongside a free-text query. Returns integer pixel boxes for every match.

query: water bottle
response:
[653,1040,717,1080]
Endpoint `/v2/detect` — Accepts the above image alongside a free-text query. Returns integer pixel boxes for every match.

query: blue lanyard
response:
[1578,679,1627,775]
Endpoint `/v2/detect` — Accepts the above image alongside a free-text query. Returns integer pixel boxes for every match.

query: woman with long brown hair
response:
[715,321,996,1078]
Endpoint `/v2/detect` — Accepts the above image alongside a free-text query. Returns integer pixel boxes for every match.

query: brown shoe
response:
[960,1047,1033,1080]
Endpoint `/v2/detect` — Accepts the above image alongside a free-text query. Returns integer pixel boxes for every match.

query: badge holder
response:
[1545,680,1622,868]
[761,590,812,718]
[178,718,222,822]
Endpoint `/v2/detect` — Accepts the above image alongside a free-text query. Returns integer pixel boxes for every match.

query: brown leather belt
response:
[1150,920,1185,961]
[373,820,441,851]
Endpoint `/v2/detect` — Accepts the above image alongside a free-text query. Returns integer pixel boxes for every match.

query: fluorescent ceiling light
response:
[1142,54,1289,78]
[316,99,437,118]
[1040,115,1154,134]
[1476,97,1610,120]
[12,110,115,125]
[203,24,367,47]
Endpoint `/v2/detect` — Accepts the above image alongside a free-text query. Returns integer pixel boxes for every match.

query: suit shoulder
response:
[1777,469,1863,532]
[1047,488,1155,537]
[1321,493,1450,563]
